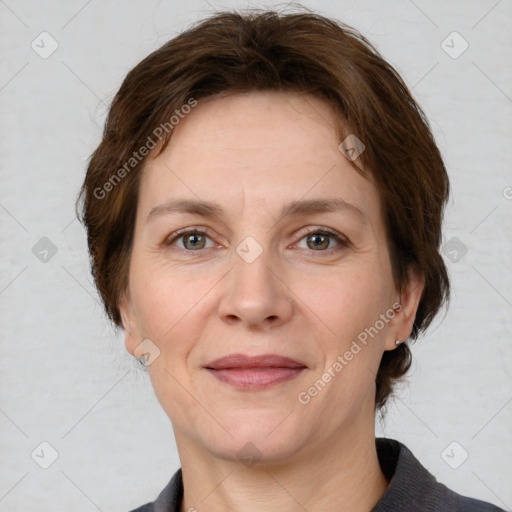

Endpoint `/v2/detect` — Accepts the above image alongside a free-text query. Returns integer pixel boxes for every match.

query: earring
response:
[395,339,402,345]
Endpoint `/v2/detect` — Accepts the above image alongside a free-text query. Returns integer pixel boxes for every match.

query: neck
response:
[176,406,389,512]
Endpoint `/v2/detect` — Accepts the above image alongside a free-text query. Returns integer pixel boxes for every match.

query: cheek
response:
[130,259,206,339]
[304,263,390,338]
[132,265,217,406]
[303,270,391,409]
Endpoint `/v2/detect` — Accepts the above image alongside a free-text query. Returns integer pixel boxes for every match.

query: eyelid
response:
[164,226,218,248]
[164,225,350,252]
[292,226,350,250]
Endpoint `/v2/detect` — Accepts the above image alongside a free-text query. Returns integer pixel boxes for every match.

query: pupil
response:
[310,234,327,249]
[187,234,202,248]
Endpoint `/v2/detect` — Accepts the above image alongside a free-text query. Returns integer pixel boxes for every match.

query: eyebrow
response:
[146,197,367,225]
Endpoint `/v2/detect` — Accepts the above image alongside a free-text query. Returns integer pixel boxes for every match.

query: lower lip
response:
[205,367,305,390]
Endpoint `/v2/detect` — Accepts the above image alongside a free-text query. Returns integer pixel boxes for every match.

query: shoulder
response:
[454,493,505,511]
[431,478,505,511]
[374,438,505,511]
[128,505,154,512]
[126,467,183,512]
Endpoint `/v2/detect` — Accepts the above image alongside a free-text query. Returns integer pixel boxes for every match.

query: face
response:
[120,91,423,465]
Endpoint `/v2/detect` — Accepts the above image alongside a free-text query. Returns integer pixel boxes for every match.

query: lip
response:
[204,353,307,391]
[204,353,307,370]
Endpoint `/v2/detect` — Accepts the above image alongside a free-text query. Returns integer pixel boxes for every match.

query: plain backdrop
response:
[1,0,511,510]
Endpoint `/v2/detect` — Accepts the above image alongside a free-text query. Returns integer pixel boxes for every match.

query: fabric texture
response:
[129,437,505,511]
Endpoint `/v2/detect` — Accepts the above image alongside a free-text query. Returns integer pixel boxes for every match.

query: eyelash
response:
[164,226,350,254]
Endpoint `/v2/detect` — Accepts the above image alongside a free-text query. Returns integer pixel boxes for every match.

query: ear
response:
[118,288,140,357]
[384,266,425,351]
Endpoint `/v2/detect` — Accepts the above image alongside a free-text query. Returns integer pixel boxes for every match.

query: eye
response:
[164,227,349,254]
[294,228,349,253]
[165,228,215,251]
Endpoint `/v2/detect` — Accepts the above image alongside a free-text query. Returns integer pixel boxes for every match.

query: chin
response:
[210,436,305,467]
[202,413,311,466]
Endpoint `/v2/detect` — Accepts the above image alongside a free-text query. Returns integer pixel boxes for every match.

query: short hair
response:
[76,6,450,411]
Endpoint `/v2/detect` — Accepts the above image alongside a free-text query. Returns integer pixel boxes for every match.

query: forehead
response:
[138,91,381,224]
[163,90,342,160]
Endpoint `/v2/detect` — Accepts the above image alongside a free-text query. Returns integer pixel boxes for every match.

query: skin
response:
[120,90,424,512]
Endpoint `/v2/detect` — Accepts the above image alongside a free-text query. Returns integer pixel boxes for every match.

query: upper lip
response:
[204,353,307,370]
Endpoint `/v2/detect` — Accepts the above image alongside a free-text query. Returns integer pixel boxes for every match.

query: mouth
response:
[204,353,307,391]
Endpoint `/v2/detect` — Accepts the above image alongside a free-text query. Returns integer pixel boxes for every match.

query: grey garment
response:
[129,437,505,512]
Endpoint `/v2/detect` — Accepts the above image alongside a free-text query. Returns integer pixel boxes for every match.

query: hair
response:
[76,5,450,411]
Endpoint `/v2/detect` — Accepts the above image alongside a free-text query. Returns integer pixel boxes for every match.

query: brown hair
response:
[76,6,450,411]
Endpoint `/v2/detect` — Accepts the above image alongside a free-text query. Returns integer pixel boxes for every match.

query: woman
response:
[77,7,504,512]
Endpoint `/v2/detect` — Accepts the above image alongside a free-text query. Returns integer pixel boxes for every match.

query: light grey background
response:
[1,0,511,510]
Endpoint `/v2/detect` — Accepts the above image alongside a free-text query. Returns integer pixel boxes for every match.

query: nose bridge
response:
[217,232,293,328]
[233,236,275,294]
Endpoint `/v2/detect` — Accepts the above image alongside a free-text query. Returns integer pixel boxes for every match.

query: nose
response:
[216,245,294,330]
